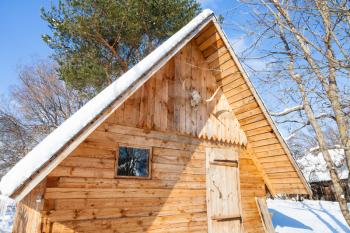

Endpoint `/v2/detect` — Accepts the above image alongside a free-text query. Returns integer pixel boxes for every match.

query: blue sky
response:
[0,0,295,137]
[0,0,276,120]
[0,0,244,95]
[0,0,54,95]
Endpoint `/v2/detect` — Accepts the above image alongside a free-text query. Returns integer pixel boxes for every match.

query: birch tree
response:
[237,0,350,225]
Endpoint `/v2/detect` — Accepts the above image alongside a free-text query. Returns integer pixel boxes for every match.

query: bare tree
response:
[0,106,34,176]
[12,62,86,134]
[235,0,350,225]
[0,62,85,176]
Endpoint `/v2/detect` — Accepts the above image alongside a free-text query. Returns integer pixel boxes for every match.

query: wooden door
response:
[206,148,242,233]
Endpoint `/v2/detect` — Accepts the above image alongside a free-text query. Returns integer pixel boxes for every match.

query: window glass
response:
[116,146,150,177]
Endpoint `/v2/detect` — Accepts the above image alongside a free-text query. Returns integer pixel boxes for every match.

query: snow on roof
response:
[0,9,214,198]
[296,149,347,182]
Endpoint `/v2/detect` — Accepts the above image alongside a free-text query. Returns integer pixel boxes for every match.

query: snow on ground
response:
[0,195,15,233]
[268,199,350,233]
[0,196,350,232]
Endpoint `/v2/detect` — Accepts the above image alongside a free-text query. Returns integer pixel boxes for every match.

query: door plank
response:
[206,148,242,233]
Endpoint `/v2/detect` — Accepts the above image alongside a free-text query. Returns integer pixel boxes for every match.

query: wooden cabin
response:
[309,180,349,201]
[0,9,311,233]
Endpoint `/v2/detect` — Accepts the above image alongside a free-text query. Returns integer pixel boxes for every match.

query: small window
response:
[116,145,151,178]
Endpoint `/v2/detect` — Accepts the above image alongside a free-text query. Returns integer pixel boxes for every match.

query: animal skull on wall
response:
[190,89,202,110]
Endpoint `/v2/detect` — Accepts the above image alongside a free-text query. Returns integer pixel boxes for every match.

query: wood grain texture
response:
[13,38,246,233]
[206,148,242,233]
[11,20,313,233]
[43,125,212,232]
[239,156,266,233]
[195,22,309,195]
[34,39,248,231]
[12,180,46,233]
[107,41,247,145]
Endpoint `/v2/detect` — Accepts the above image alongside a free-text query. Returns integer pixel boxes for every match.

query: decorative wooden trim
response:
[115,144,152,179]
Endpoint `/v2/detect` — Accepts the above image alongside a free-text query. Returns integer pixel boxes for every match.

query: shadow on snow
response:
[269,208,313,231]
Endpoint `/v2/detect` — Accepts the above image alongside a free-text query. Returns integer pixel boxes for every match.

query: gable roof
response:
[193,21,310,195]
[0,9,310,201]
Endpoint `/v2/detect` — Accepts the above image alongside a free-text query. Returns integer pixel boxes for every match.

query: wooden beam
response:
[210,159,238,167]
[256,197,275,233]
[211,215,242,222]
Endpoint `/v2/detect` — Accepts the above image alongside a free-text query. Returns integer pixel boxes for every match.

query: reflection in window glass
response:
[117,146,150,177]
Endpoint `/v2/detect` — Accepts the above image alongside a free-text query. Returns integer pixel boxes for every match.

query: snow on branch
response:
[270,105,304,116]
[309,145,350,153]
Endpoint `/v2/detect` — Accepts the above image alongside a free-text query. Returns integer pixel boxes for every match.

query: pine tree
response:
[42,0,201,93]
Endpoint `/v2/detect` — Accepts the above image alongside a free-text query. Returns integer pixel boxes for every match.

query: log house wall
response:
[239,152,266,233]
[12,181,46,233]
[13,39,268,233]
[44,126,211,232]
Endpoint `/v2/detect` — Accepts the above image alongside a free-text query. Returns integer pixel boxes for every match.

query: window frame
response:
[115,144,152,179]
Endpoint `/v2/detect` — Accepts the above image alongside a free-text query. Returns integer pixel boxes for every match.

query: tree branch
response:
[310,145,350,153]
[270,105,304,116]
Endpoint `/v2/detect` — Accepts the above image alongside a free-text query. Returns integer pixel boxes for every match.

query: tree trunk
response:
[297,80,350,225]
[269,0,350,225]
[314,0,350,199]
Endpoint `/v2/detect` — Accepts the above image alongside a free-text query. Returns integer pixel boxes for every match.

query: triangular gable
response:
[193,21,311,195]
[98,40,247,145]
[0,9,310,201]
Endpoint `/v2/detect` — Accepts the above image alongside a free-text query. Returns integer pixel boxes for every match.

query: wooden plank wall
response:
[239,152,266,233]
[194,21,308,195]
[12,180,46,233]
[33,41,245,233]
[43,125,212,232]
[12,34,272,233]
[106,41,246,146]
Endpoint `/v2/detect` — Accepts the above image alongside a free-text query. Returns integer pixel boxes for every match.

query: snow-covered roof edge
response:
[0,9,215,199]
